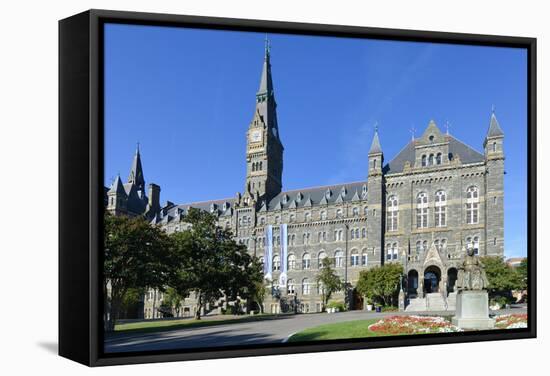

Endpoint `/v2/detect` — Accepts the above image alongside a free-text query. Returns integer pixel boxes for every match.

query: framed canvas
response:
[59,9,537,366]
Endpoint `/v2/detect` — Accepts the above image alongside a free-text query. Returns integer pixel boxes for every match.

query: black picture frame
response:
[59,9,537,367]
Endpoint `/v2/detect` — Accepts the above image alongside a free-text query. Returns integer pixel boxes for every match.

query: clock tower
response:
[243,38,284,206]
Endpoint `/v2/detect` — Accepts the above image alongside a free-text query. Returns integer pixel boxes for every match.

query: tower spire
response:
[128,143,145,191]
[369,125,383,155]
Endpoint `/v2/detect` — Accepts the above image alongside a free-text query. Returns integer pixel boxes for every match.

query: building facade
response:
[106,44,505,318]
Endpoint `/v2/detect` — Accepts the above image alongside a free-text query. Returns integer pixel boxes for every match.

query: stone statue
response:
[456,247,489,291]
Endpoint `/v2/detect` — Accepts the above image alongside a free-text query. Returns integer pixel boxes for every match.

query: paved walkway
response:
[105,307,527,353]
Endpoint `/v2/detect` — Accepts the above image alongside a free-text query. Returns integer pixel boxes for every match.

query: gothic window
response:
[336,209,343,218]
[434,239,440,250]
[492,142,497,152]
[436,152,442,165]
[252,163,255,172]
[302,253,311,270]
[416,192,428,228]
[416,240,422,254]
[273,255,280,271]
[364,206,368,216]
[435,190,446,227]
[318,231,323,243]
[428,154,434,165]
[321,211,327,220]
[422,155,427,167]
[288,254,296,270]
[423,240,428,252]
[362,228,367,238]
[260,161,263,170]
[466,186,479,224]
[287,279,296,294]
[353,207,359,216]
[387,195,399,231]
[302,278,311,295]
[335,250,344,267]
[260,217,266,225]
[355,229,360,239]
[318,251,327,268]
[350,229,355,240]
[350,250,359,267]
[373,159,377,169]
[305,212,311,222]
[289,214,295,222]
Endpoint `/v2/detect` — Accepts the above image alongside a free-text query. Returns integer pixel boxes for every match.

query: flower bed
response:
[368,315,462,335]
[494,314,528,329]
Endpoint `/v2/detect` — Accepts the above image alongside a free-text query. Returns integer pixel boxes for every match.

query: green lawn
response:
[288,319,393,342]
[112,314,277,335]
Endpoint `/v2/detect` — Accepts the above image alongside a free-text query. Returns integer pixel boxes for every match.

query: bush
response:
[326,301,346,312]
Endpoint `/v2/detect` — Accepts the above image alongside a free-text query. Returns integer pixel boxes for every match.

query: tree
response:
[119,288,145,319]
[480,256,522,299]
[159,287,184,317]
[316,258,342,310]
[356,263,402,307]
[516,258,528,291]
[104,213,173,331]
[170,208,263,319]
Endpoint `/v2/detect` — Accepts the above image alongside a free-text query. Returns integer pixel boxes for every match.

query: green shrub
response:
[326,301,347,312]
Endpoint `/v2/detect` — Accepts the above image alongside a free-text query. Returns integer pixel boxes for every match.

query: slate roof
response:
[385,135,485,174]
[369,131,383,154]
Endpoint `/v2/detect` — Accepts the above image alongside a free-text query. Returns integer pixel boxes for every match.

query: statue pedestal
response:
[452,290,495,329]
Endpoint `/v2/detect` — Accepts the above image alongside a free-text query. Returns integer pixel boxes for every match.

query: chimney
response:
[148,183,161,213]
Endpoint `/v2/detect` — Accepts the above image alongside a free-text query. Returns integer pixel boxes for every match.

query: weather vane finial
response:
[264,34,270,56]
[136,141,140,153]
[492,104,496,114]
[445,121,450,135]
[374,121,379,133]
[410,125,416,141]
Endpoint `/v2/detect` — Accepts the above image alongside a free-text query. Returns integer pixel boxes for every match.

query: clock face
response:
[250,130,262,143]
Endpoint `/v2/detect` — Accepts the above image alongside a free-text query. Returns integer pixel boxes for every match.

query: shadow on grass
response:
[109,314,295,337]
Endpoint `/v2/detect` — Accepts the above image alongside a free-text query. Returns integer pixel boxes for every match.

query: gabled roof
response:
[108,175,126,196]
[385,135,484,174]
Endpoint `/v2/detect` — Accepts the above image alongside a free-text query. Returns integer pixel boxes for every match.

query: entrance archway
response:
[423,265,441,294]
[407,270,419,297]
[447,268,458,293]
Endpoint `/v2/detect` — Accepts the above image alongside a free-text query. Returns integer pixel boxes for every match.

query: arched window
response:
[350,250,359,267]
[423,240,428,252]
[416,240,422,254]
[387,195,399,231]
[435,190,446,227]
[416,192,428,228]
[492,142,497,152]
[302,253,311,270]
[259,161,263,170]
[436,152,442,165]
[364,206,368,216]
[350,229,355,240]
[335,250,344,267]
[428,154,434,165]
[302,278,311,295]
[275,215,280,224]
[362,228,367,238]
[288,254,296,270]
[320,211,327,221]
[305,212,311,222]
[272,255,280,271]
[353,207,359,216]
[318,251,327,268]
[373,159,377,169]
[289,214,295,223]
[287,279,296,294]
[260,217,266,225]
[466,186,479,224]
[421,155,427,167]
[386,243,398,261]
[361,250,368,265]
[252,163,256,172]
[336,209,343,218]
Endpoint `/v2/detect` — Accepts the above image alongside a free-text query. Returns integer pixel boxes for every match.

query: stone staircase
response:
[405,292,457,312]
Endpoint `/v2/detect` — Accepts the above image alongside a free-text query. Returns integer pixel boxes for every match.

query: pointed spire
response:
[369,127,383,155]
[257,36,274,97]
[108,174,126,195]
[487,109,504,138]
[128,143,145,191]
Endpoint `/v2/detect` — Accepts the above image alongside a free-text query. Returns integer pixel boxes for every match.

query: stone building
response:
[106,43,505,318]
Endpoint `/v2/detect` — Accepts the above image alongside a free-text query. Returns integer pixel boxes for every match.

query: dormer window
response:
[429,135,434,142]
[296,192,302,202]
[341,186,347,197]
[282,195,288,204]
[325,189,332,199]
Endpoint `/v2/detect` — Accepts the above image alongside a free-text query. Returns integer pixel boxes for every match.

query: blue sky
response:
[104,23,528,258]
